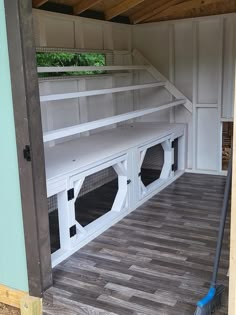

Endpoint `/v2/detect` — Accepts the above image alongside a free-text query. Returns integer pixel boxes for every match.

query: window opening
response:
[37,52,106,77]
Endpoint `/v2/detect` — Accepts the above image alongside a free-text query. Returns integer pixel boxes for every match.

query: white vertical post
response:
[160,140,172,179]
[78,78,89,136]
[169,23,175,123]
[57,191,72,250]
[217,17,224,172]
[112,162,128,212]
[192,21,198,171]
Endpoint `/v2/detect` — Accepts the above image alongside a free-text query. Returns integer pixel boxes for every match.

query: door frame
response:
[4,0,52,297]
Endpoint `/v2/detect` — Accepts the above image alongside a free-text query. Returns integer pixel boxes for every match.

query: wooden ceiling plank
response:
[33,0,48,8]
[131,0,183,24]
[105,0,145,20]
[146,0,224,22]
[73,0,103,15]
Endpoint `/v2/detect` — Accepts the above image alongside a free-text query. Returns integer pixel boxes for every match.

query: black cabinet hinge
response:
[127,179,132,185]
[138,172,142,177]
[70,225,76,238]
[67,188,75,201]
[23,145,31,162]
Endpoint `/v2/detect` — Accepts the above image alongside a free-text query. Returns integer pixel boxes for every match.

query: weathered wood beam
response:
[229,61,236,315]
[73,0,102,15]
[32,0,48,8]
[105,0,144,20]
[146,0,224,22]
[130,0,183,24]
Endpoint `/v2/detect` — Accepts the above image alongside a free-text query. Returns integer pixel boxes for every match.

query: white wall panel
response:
[85,77,115,133]
[113,74,133,116]
[174,22,193,101]
[82,22,104,50]
[133,24,170,78]
[42,16,75,48]
[196,108,219,171]
[133,15,235,173]
[197,20,220,104]
[43,80,79,130]
[222,17,235,118]
[175,107,193,169]
[113,26,132,51]
[33,10,132,51]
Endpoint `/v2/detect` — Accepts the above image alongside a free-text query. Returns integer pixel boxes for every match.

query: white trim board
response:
[38,65,149,73]
[43,100,185,142]
[40,82,166,102]
[185,169,227,176]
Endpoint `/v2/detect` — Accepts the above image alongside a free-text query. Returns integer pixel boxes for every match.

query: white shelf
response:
[45,122,185,183]
[43,99,185,142]
[40,82,166,102]
[38,65,149,73]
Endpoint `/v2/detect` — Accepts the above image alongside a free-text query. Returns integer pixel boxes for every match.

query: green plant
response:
[37,52,106,77]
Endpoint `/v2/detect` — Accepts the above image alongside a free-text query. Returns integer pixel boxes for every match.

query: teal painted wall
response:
[0,0,29,292]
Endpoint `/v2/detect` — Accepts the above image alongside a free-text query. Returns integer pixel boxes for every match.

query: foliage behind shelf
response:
[37,52,106,77]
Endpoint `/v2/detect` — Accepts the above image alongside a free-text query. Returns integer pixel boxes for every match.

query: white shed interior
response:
[32,8,234,267]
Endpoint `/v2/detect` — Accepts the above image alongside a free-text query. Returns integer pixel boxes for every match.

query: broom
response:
[194,157,232,315]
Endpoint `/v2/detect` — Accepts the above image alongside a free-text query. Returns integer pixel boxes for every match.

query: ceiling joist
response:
[131,0,184,24]
[33,0,48,8]
[73,0,103,15]
[33,0,235,24]
[147,0,224,21]
[105,0,145,20]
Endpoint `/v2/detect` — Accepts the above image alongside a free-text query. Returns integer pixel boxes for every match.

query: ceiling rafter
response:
[73,0,103,15]
[33,0,48,8]
[146,0,225,22]
[130,0,184,24]
[32,0,236,23]
[105,0,145,20]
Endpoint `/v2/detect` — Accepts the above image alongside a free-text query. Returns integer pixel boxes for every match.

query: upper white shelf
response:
[43,99,185,142]
[40,82,166,102]
[38,65,149,73]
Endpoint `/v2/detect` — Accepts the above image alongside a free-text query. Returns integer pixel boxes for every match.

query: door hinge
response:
[23,145,31,162]
[67,188,75,201]
[127,179,132,185]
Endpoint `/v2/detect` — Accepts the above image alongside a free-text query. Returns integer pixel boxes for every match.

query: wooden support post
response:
[0,284,42,315]
[4,0,52,296]
[0,284,26,309]
[20,296,42,315]
[229,64,236,315]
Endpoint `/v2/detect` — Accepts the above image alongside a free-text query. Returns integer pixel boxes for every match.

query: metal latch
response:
[23,145,31,162]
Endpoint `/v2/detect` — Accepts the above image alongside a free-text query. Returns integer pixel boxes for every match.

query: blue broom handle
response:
[211,157,232,286]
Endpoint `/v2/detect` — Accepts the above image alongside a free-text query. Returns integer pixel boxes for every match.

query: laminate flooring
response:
[44,173,229,315]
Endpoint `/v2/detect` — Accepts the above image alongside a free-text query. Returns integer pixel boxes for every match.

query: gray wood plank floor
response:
[43,173,229,315]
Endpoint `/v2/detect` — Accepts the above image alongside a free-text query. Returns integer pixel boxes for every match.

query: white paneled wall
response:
[133,14,236,173]
[33,9,132,51]
[34,9,236,173]
[34,10,134,143]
